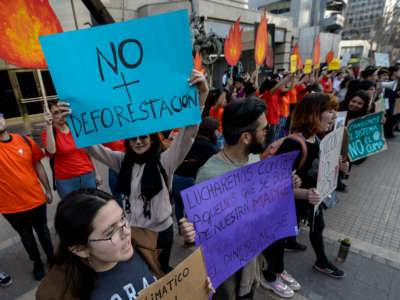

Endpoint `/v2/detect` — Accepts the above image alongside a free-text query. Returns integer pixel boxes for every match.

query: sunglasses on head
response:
[130,135,149,142]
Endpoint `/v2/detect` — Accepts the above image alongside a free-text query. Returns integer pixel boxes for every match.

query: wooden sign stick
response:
[36,69,49,112]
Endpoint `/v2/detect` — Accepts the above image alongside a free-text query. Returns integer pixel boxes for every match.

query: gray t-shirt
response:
[90,251,157,300]
[196,154,259,184]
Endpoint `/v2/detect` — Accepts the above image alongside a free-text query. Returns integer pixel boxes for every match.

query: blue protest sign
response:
[40,9,200,148]
[181,152,299,289]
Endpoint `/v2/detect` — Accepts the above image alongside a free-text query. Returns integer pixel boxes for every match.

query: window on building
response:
[0,71,20,118]
[16,72,43,115]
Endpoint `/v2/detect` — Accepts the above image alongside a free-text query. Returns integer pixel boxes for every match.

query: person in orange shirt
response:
[209,90,228,150]
[0,112,54,281]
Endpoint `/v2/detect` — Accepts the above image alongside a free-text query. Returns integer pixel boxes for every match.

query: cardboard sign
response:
[290,55,297,73]
[181,152,298,289]
[375,97,386,112]
[40,10,200,148]
[347,112,387,162]
[334,111,347,130]
[137,248,208,300]
[374,53,390,67]
[328,59,341,70]
[304,59,312,74]
[317,127,344,201]
[394,99,400,115]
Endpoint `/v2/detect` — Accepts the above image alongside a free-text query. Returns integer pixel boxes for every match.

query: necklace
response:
[222,149,239,164]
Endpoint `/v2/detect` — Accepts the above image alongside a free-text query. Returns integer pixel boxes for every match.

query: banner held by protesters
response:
[181,152,299,289]
[40,9,200,148]
[347,112,387,162]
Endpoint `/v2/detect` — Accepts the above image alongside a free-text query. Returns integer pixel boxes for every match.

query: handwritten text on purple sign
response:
[181,151,299,289]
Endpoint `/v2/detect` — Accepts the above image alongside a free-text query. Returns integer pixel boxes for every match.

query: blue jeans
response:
[108,168,123,208]
[172,175,195,222]
[56,171,96,199]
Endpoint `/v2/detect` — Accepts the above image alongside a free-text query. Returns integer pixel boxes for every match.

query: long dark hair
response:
[339,90,370,120]
[291,93,339,138]
[115,134,167,218]
[198,116,220,144]
[202,89,223,118]
[54,189,114,300]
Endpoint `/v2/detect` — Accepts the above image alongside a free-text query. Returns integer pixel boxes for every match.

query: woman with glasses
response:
[82,69,209,273]
[36,188,213,300]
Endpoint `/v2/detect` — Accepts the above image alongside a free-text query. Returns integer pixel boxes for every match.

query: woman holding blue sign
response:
[83,69,209,273]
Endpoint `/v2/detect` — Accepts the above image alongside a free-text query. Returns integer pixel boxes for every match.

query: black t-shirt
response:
[90,251,157,300]
[175,137,217,178]
[276,138,320,216]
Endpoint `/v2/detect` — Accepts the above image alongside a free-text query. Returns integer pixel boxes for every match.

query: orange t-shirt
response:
[280,93,291,118]
[209,105,224,133]
[0,134,46,214]
[288,88,297,104]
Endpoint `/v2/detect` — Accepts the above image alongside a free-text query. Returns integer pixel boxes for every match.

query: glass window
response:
[0,71,20,118]
[41,71,57,96]
[16,72,39,99]
[16,72,43,115]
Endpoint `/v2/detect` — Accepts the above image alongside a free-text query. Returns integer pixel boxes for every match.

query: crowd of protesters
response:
[0,60,399,299]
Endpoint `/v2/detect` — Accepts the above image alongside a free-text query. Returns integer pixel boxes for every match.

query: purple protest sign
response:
[181,151,299,289]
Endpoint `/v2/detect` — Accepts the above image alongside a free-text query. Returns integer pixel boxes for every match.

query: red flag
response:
[313,35,321,67]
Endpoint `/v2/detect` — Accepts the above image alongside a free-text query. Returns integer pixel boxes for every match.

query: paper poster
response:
[341,53,351,67]
[317,127,344,201]
[375,97,386,112]
[181,152,298,289]
[334,111,347,130]
[40,9,200,148]
[137,248,208,300]
[374,53,390,67]
[328,59,341,71]
[304,59,312,75]
[347,112,387,162]
[290,55,297,73]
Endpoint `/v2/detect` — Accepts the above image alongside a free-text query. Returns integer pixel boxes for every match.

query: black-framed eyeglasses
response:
[88,216,129,244]
[130,135,149,142]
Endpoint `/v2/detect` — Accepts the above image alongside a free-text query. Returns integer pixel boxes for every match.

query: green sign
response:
[347,112,387,162]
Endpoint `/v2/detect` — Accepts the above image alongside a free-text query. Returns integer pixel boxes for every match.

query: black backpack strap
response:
[20,135,32,149]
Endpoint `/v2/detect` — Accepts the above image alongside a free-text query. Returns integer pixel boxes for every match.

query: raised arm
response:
[85,145,124,174]
[161,69,209,173]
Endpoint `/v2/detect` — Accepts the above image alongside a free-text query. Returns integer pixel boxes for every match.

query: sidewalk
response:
[1,132,400,299]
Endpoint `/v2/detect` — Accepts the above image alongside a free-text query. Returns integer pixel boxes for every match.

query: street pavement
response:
[1,129,400,299]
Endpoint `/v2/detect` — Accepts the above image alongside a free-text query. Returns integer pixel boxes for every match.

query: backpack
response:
[261,134,308,170]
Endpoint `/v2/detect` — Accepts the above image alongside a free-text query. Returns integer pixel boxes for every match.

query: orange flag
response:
[313,34,321,68]
[254,11,268,66]
[325,48,334,64]
[0,0,63,68]
[193,51,205,74]
[224,18,243,66]
[292,41,303,70]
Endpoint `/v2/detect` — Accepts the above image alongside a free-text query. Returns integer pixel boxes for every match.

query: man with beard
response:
[195,97,293,299]
[0,112,54,281]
